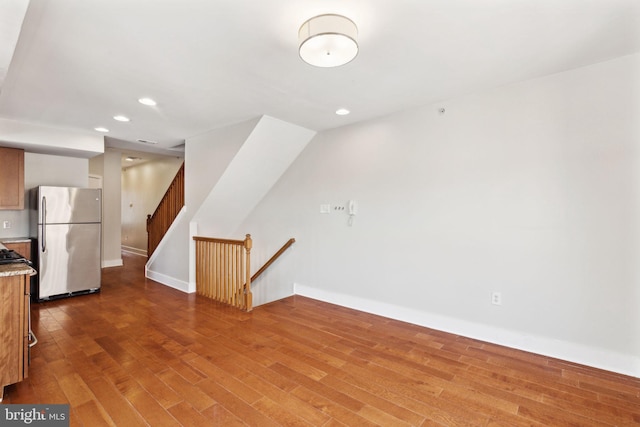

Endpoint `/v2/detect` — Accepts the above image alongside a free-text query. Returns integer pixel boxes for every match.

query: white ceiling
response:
[0,0,639,156]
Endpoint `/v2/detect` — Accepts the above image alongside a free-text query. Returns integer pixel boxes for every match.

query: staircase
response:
[146,163,184,257]
[145,116,316,296]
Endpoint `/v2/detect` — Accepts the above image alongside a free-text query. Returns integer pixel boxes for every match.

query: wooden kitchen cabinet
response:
[0,271,30,396]
[0,147,25,210]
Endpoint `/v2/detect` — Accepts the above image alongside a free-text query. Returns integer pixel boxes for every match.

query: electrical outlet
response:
[491,292,502,306]
[2,220,10,229]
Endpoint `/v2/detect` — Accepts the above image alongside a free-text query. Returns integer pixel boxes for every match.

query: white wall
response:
[145,118,255,290]
[236,54,640,376]
[89,150,122,267]
[191,116,315,238]
[121,157,183,254]
[186,118,260,211]
[147,116,314,293]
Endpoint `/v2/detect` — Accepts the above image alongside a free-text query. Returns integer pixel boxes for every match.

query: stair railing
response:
[192,236,296,312]
[250,238,295,283]
[193,234,253,311]
[147,163,184,257]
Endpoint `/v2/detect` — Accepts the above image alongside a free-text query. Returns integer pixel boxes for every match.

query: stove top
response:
[0,249,31,265]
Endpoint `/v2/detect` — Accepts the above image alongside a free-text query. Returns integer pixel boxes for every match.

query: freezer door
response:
[37,223,101,299]
[37,187,101,224]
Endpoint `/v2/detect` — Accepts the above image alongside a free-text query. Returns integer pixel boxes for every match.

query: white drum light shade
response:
[298,14,358,67]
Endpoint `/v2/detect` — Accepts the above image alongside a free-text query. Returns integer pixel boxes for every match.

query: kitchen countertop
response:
[0,262,36,277]
[0,237,31,244]
[0,239,36,277]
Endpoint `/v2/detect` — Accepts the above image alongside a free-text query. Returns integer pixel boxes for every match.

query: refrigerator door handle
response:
[41,196,46,253]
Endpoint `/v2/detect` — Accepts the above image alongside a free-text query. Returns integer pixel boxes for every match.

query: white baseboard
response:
[294,283,640,378]
[121,245,147,257]
[102,258,123,268]
[145,267,190,293]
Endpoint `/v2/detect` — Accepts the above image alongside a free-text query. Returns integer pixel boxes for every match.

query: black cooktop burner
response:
[0,249,31,265]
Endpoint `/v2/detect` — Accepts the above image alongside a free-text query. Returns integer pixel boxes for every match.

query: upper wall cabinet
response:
[0,147,25,210]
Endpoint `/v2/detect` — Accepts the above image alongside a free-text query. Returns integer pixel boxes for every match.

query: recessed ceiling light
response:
[113,115,130,122]
[336,108,350,116]
[94,127,109,132]
[138,97,157,106]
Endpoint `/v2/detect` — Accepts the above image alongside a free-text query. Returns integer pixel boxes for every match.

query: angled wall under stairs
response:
[145,115,316,294]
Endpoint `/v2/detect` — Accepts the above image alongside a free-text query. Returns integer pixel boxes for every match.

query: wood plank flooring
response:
[2,251,639,425]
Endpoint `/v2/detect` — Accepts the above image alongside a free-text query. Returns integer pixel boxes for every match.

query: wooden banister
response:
[192,236,295,312]
[251,238,295,283]
[193,234,253,311]
[192,236,246,245]
[147,163,184,257]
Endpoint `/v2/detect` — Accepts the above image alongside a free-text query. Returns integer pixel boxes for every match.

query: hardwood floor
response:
[2,251,639,426]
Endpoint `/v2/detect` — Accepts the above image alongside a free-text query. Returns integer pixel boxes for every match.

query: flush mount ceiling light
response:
[298,14,358,67]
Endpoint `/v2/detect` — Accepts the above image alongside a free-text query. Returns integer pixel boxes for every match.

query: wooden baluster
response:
[219,242,224,302]
[196,240,202,295]
[193,234,255,311]
[244,234,252,312]
[203,240,207,297]
[208,241,213,298]
[230,243,234,307]
[236,244,241,308]
[213,241,217,300]
[198,240,203,296]
[203,241,208,297]
[221,242,226,303]
[200,240,205,296]
[232,245,238,306]
[146,214,151,256]
[211,242,216,301]
[215,242,221,301]
[224,243,230,303]
[221,243,225,302]
[200,241,205,296]
[197,241,201,295]
[201,241,205,297]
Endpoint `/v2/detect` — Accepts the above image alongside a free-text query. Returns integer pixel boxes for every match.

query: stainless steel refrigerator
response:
[29,186,102,301]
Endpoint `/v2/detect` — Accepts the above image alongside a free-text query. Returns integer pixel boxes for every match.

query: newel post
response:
[146,214,152,256]
[244,234,253,311]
